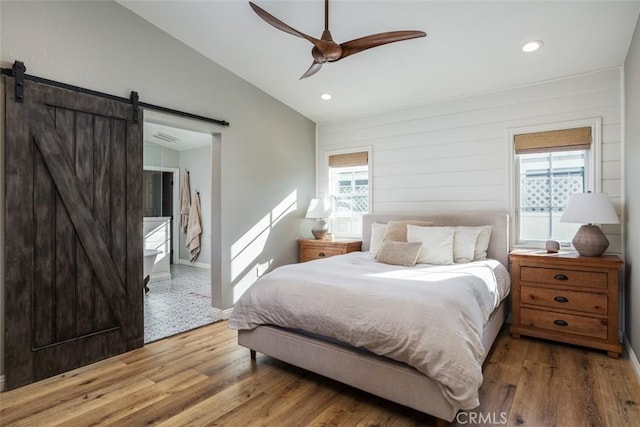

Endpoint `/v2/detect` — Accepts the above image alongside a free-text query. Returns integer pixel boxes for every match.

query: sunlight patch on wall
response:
[233,260,272,303]
[271,190,298,227]
[230,215,271,282]
[230,190,298,298]
[231,214,271,260]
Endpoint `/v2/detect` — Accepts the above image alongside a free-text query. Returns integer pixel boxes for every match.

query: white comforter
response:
[228,252,510,409]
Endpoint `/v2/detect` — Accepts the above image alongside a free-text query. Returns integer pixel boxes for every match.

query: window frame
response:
[509,118,601,249]
[319,147,373,238]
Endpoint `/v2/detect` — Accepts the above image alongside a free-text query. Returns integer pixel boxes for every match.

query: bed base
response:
[238,213,509,423]
[238,300,505,423]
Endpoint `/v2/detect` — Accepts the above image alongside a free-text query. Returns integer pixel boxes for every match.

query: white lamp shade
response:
[305,198,333,219]
[560,192,619,224]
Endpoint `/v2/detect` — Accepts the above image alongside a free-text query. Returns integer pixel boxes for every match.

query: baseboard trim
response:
[210,307,233,321]
[0,374,5,392]
[176,259,211,270]
[625,336,640,385]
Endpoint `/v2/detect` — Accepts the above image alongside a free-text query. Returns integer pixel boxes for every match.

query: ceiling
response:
[145,122,212,151]
[119,1,640,123]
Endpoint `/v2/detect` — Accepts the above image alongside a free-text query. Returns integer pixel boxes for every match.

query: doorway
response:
[142,119,218,342]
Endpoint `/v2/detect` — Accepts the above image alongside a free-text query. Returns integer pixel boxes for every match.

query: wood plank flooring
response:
[1,321,639,426]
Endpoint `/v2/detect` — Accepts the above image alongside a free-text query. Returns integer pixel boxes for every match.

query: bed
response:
[229,213,510,424]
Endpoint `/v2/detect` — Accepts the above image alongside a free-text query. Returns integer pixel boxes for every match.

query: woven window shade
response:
[328,151,368,167]
[514,127,592,154]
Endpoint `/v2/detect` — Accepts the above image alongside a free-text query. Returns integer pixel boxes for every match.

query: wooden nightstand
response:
[510,251,623,358]
[297,239,362,263]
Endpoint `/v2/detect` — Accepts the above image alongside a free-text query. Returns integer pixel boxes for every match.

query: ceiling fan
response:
[249,0,426,79]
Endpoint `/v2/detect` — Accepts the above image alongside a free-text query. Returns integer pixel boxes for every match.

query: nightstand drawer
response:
[520,285,607,315]
[297,239,362,263]
[521,308,608,340]
[301,247,343,260]
[520,266,607,289]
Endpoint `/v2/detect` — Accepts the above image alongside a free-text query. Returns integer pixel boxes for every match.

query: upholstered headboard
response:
[362,213,510,268]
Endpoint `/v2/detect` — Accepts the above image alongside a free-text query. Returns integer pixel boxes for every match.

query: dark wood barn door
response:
[4,78,143,390]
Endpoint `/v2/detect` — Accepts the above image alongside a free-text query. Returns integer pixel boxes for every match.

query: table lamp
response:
[305,198,333,239]
[560,192,619,257]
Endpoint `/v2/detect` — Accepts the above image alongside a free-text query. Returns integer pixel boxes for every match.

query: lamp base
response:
[572,224,609,257]
[311,219,329,240]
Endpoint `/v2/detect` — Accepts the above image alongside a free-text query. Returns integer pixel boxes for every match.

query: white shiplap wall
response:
[317,68,623,253]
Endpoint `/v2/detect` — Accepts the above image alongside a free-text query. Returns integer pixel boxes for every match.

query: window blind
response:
[328,151,368,168]
[514,127,592,154]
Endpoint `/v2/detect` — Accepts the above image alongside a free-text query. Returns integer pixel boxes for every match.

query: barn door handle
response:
[554,296,569,303]
[553,319,568,327]
[554,274,569,281]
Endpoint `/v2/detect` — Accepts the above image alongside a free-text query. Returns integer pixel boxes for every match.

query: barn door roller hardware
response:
[130,91,139,124]
[12,61,26,103]
[0,60,230,127]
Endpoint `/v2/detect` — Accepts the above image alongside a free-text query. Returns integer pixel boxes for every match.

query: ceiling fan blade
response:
[249,1,331,51]
[300,62,323,80]
[249,2,308,39]
[339,30,426,60]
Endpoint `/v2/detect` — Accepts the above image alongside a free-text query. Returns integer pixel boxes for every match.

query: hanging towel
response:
[179,172,191,233]
[186,192,202,262]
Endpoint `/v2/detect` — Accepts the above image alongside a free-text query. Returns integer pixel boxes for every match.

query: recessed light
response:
[320,93,332,101]
[522,40,543,53]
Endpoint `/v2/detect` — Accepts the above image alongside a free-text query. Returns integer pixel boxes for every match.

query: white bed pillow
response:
[473,225,492,260]
[455,225,492,260]
[406,225,455,265]
[375,240,423,267]
[369,222,386,254]
[453,227,482,263]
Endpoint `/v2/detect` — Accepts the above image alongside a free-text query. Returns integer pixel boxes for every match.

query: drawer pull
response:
[553,296,569,303]
[553,319,568,327]
[553,274,569,281]
[318,252,326,257]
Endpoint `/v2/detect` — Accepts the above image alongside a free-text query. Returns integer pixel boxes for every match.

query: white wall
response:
[144,142,180,168]
[624,13,640,361]
[317,68,624,253]
[0,0,316,377]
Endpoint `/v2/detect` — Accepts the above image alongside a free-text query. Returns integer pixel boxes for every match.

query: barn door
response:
[4,77,143,390]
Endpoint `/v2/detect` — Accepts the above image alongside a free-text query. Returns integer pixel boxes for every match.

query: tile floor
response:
[144,264,218,343]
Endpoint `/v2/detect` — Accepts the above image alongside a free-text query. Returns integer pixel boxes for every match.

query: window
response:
[514,126,596,245]
[518,151,586,243]
[327,151,370,236]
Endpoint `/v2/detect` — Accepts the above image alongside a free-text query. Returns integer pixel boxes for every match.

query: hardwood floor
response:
[1,321,639,426]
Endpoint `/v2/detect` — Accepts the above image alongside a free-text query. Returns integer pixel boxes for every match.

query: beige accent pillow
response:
[375,240,423,267]
[453,227,482,263]
[383,220,433,242]
[406,225,455,265]
[369,222,387,254]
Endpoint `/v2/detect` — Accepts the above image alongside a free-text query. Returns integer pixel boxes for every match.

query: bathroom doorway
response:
[142,118,218,343]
